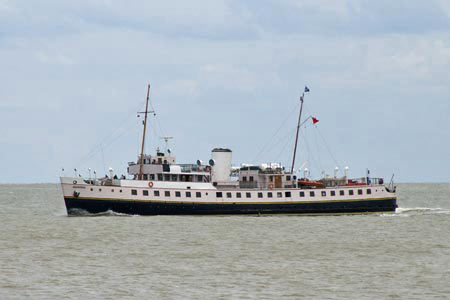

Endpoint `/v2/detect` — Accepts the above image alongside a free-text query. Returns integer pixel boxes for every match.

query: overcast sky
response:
[1,0,449,183]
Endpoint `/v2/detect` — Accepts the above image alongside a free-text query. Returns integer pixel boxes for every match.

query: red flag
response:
[312,117,319,124]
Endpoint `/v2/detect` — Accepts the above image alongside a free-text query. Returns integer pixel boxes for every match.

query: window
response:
[367,189,372,195]
[143,174,148,180]
[358,189,363,195]
[131,189,137,195]
[164,174,170,181]
[197,175,203,182]
[157,174,163,181]
[321,191,326,197]
[268,192,273,198]
[331,191,336,196]
[226,192,232,198]
[150,174,155,180]
[154,190,160,197]
[236,192,242,198]
[242,176,247,182]
[216,192,223,198]
[249,176,254,182]
[269,176,273,182]
[165,191,170,197]
[258,192,263,198]
[186,192,191,198]
[285,191,291,197]
[339,190,344,196]
[175,191,181,197]
[300,191,305,197]
[120,189,122,193]
[143,190,149,196]
[349,190,354,196]
[171,174,177,181]
[286,176,291,181]
[196,192,201,198]
[310,191,315,197]
[90,188,93,191]
[246,192,251,198]
[99,188,102,192]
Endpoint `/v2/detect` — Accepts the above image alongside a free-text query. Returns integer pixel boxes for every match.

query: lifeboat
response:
[297,179,324,188]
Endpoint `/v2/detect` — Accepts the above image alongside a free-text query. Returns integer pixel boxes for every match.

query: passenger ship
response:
[60,85,397,216]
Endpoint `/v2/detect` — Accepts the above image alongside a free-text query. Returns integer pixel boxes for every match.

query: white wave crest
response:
[68,208,134,217]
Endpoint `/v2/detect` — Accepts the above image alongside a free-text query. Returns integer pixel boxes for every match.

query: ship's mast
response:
[138,84,151,180]
[290,87,308,174]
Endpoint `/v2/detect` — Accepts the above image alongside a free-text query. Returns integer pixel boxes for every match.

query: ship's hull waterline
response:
[64,197,397,216]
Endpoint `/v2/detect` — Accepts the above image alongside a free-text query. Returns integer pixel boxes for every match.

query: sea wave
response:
[67,208,134,217]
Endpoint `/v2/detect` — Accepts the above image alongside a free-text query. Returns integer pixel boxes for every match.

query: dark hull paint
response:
[64,197,397,216]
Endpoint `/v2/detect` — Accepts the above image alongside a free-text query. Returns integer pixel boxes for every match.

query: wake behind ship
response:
[60,85,397,216]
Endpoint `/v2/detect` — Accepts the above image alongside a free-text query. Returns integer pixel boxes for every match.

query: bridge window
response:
[165,191,170,197]
[268,192,273,198]
[216,192,223,198]
[236,192,242,198]
[258,192,263,198]
[310,191,315,197]
[367,189,372,194]
[154,190,160,196]
[358,189,363,195]
[300,191,305,197]
[227,192,232,198]
[285,191,291,197]
[131,189,137,195]
[143,190,149,196]
[349,190,354,196]
[186,191,191,198]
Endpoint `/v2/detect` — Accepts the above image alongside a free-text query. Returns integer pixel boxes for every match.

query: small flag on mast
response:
[304,86,310,93]
[312,117,319,124]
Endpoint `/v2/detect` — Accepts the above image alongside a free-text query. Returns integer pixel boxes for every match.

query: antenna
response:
[160,136,173,154]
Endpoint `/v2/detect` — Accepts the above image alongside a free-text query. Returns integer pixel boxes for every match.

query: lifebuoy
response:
[148,181,154,188]
[268,184,274,190]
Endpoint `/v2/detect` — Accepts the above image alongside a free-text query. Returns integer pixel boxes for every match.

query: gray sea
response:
[0,184,449,299]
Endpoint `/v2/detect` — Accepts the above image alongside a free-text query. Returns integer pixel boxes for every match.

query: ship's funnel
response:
[211,148,232,183]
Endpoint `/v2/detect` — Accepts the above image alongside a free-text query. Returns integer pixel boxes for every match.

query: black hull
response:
[64,197,397,216]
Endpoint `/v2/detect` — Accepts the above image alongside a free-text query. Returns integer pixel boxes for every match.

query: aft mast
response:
[138,84,151,180]
[290,86,309,174]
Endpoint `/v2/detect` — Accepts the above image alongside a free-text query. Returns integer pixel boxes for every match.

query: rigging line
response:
[315,126,341,169]
[274,127,298,167]
[311,124,324,173]
[252,101,301,163]
[302,126,321,177]
[303,103,341,169]
[75,102,143,167]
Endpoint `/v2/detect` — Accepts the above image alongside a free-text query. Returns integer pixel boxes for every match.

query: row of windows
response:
[127,188,373,198]
[140,174,205,182]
